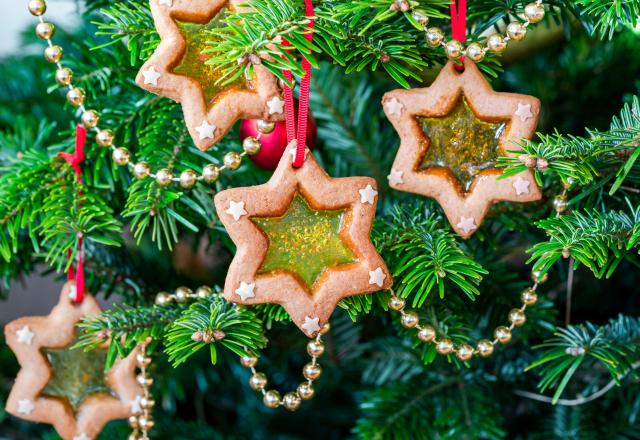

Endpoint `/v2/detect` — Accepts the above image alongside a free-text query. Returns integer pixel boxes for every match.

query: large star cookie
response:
[383,59,542,238]
[136,0,283,150]
[214,143,391,336]
[4,282,142,440]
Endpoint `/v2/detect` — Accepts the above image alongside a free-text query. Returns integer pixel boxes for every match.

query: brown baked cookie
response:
[383,59,542,238]
[4,282,142,440]
[214,142,391,336]
[136,0,283,151]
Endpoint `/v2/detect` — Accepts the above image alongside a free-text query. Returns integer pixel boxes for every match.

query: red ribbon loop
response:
[450,0,467,69]
[282,0,315,168]
[57,124,86,303]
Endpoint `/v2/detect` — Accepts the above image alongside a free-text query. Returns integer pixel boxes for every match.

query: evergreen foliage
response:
[0,0,639,438]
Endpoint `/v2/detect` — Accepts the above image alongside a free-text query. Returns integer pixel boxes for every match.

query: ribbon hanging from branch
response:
[57,124,86,303]
[282,0,315,168]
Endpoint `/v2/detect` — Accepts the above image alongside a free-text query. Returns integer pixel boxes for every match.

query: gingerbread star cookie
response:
[214,143,391,336]
[4,282,142,440]
[383,59,542,238]
[136,0,283,150]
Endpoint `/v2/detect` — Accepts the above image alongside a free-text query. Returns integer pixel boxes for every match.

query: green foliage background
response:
[0,0,639,439]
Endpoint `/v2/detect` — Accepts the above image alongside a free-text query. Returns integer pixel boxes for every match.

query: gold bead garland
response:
[129,343,155,440]
[240,323,329,411]
[388,270,546,361]
[27,0,265,191]
[421,0,546,62]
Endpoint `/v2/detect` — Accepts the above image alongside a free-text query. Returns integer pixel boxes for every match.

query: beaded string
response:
[129,343,155,440]
[400,0,547,63]
[387,271,545,361]
[26,0,268,190]
[154,286,326,411]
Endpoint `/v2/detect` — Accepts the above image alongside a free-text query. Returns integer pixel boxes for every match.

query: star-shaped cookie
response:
[4,282,142,440]
[383,59,542,238]
[136,0,283,150]
[214,143,391,336]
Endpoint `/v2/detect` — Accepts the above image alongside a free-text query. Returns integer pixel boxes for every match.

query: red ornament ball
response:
[239,111,317,171]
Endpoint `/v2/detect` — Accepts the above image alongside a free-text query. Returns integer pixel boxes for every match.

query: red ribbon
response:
[450,0,467,69]
[57,124,86,303]
[282,0,315,168]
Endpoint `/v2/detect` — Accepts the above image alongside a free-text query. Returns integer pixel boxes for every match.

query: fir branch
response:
[526,315,640,404]
[374,202,487,307]
[165,296,267,366]
[498,96,640,188]
[529,206,640,279]
[575,0,640,39]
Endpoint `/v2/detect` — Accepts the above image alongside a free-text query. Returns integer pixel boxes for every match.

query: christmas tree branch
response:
[529,206,640,279]
[526,315,640,404]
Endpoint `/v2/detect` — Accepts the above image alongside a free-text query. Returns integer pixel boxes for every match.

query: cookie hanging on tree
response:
[214,144,391,336]
[4,282,143,440]
[383,58,542,238]
[136,0,283,150]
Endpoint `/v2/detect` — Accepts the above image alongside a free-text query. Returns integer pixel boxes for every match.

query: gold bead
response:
[55,68,73,86]
[28,0,47,16]
[128,415,139,429]
[476,339,494,357]
[44,45,63,63]
[494,326,512,344]
[283,392,301,411]
[506,22,527,41]
[400,311,419,329]
[133,162,151,180]
[465,42,485,62]
[388,296,405,311]
[136,353,152,368]
[417,325,436,342]
[487,34,507,53]
[81,109,100,128]
[136,373,153,387]
[96,129,115,147]
[175,286,192,303]
[297,382,315,400]
[256,120,276,134]
[425,27,444,47]
[508,309,526,327]
[307,340,325,358]
[66,87,85,107]
[223,152,242,170]
[138,415,154,431]
[524,2,545,23]
[303,363,322,380]
[178,169,197,189]
[155,168,174,187]
[412,10,429,27]
[240,354,258,368]
[436,339,454,355]
[202,164,220,183]
[553,195,569,213]
[319,323,331,335]
[521,288,538,305]
[456,344,474,361]
[531,270,548,284]
[112,147,130,166]
[155,291,171,305]
[140,396,155,410]
[196,286,212,299]
[249,372,267,391]
[263,390,281,409]
[242,136,262,156]
[35,22,55,40]
[444,40,464,59]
